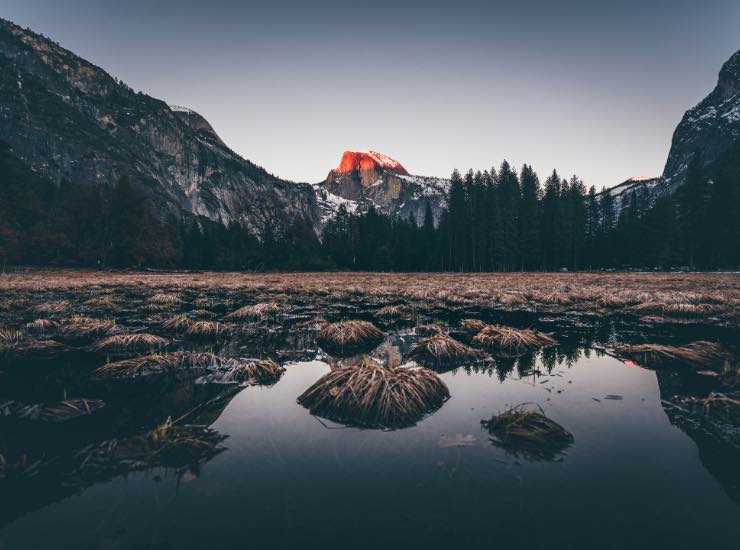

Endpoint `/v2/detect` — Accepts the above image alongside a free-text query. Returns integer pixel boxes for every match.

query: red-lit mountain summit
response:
[333,150,409,175]
[316,150,449,225]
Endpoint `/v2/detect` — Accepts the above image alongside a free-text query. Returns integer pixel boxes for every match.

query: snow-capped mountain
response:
[317,150,449,225]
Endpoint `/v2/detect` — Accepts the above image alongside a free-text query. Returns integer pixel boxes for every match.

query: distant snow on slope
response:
[311,183,359,223]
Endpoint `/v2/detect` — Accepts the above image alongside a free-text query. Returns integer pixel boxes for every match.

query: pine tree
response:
[518,164,541,270]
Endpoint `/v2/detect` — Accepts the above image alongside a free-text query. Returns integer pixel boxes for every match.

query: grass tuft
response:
[316,321,385,354]
[298,361,449,428]
[472,325,556,355]
[407,333,483,367]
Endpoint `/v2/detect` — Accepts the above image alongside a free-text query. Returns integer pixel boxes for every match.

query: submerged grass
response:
[1,398,105,423]
[615,341,730,370]
[297,361,449,428]
[94,351,223,380]
[481,403,574,459]
[198,358,284,386]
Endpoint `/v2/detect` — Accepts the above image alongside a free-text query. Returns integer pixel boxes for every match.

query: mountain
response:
[317,150,449,225]
[604,50,740,208]
[603,175,661,209]
[661,50,740,191]
[0,17,318,239]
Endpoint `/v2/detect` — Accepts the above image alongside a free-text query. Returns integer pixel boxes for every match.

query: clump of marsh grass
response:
[148,293,182,305]
[481,403,574,459]
[225,302,283,320]
[614,341,730,370]
[59,317,119,341]
[1,398,105,423]
[185,321,229,339]
[31,300,71,314]
[472,325,556,355]
[628,301,723,318]
[407,334,483,367]
[90,333,170,353]
[316,321,385,354]
[161,314,193,332]
[375,305,407,320]
[297,361,449,428]
[197,358,284,386]
[94,351,223,380]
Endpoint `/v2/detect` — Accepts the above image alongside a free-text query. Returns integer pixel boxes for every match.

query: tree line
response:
[1,139,738,271]
[322,151,739,271]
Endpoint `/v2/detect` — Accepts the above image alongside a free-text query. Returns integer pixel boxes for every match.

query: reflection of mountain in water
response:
[655,368,740,505]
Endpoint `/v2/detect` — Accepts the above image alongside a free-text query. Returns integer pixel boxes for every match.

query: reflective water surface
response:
[2,333,740,549]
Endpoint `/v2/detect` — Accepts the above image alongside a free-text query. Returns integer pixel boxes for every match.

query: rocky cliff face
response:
[603,50,740,209]
[320,151,448,225]
[661,50,740,191]
[0,18,318,237]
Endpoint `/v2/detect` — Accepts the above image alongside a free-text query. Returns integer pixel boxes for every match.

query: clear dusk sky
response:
[2,0,739,188]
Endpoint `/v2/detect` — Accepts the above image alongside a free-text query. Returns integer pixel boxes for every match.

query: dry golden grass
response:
[1,271,737,329]
[185,321,229,338]
[161,314,193,331]
[472,325,556,355]
[31,300,70,314]
[225,301,282,320]
[481,403,574,458]
[297,361,449,428]
[59,317,118,339]
[614,341,730,369]
[90,333,170,353]
[407,333,483,366]
[375,305,407,319]
[148,292,182,305]
[316,321,385,353]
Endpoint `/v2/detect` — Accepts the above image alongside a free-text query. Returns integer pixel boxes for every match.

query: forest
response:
[1,142,738,271]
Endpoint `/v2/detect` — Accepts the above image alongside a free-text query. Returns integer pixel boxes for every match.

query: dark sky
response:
[3,0,739,187]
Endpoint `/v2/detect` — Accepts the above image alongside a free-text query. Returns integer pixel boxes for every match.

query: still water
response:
[2,337,739,550]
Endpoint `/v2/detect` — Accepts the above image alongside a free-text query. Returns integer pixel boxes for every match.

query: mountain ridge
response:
[0,17,319,239]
